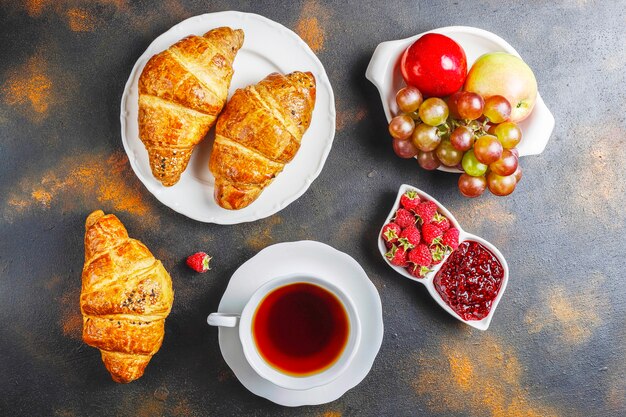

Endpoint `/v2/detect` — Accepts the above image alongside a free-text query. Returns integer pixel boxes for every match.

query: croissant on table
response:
[139,26,244,186]
[209,71,316,210]
[80,210,174,383]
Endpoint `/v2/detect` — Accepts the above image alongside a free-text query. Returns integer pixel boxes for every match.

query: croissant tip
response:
[85,210,105,231]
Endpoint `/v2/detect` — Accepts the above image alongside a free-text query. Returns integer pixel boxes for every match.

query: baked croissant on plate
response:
[138,26,244,186]
[209,71,316,210]
[80,210,174,383]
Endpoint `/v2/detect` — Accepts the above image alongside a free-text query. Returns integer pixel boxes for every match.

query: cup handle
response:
[207,313,240,327]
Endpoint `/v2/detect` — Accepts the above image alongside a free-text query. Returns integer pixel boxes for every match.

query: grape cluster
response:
[388,87,523,197]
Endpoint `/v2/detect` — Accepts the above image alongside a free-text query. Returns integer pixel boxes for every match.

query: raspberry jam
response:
[434,241,504,321]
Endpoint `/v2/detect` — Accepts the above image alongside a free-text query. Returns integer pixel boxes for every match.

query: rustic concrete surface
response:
[1,1,625,416]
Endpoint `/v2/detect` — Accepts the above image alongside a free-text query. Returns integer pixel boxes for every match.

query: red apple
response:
[464,52,537,122]
[401,33,467,97]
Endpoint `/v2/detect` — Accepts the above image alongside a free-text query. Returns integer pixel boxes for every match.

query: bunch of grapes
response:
[388,87,523,197]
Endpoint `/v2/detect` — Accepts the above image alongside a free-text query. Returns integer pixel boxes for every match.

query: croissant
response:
[80,210,174,383]
[138,26,244,186]
[209,71,316,209]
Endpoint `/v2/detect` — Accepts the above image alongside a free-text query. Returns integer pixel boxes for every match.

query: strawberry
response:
[414,201,438,224]
[400,190,421,212]
[381,222,401,245]
[431,245,445,265]
[407,243,432,278]
[399,226,421,247]
[422,223,443,245]
[186,252,212,273]
[432,212,450,232]
[442,228,460,250]
[394,208,416,229]
[385,245,408,267]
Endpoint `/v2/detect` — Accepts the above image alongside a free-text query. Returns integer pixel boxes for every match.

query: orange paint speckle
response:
[412,335,559,417]
[3,151,159,225]
[525,272,605,345]
[3,54,53,120]
[321,412,341,417]
[59,286,82,340]
[245,215,283,251]
[295,0,331,53]
[66,8,98,32]
[25,0,52,16]
[336,106,368,131]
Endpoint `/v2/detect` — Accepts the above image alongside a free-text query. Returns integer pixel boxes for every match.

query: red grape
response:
[417,151,441,170]
[393,136,419,158]
[487,172,517,196]
[412,123,441,152]
[436,139,463,167]
[473,135,503,165]
[447,92,462,119]
[388,115,415,140]
[419,98,449,126]
[449,126,474,151]
[489,149,518,176]
[458,173,487,198]
[483,95,511,123]
[455,91,484,120]
[513,166,523,183]
[396,86,423,113]
[494,121,522,149]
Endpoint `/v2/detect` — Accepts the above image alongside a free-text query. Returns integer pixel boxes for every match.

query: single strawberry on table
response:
[186,252,212,273]
[422,223,443,245]
[414,201,438,224]
[385,244,408,267]
[381,222,402,246]
[400,190,421,212]
[394,208,416,229]
[399,225,421,247]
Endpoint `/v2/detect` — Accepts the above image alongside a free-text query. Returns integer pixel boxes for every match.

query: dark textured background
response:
[1,1,625,416]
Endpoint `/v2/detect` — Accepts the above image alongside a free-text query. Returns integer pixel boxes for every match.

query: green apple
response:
[464,52,538,122]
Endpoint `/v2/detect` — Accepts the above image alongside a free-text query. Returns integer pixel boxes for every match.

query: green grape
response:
[411,123,441,152]
[419,98,449,126]
[494,121,522,149]
[462,150,488,177]
[435,139,463,167]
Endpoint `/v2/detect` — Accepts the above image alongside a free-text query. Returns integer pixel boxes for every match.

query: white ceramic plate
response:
[120,11,336,224]
[365,26,555,173]
[212,241,384,406]
[378,184,508,331]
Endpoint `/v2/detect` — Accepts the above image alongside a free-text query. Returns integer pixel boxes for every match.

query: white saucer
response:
[120,11,336,224]
[213,241,384,407]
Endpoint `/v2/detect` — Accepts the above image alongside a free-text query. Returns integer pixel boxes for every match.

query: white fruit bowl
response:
[377,184,509,331]
[365,26,555,173]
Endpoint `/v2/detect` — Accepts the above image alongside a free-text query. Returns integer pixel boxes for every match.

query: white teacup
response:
[208,274,361,391]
